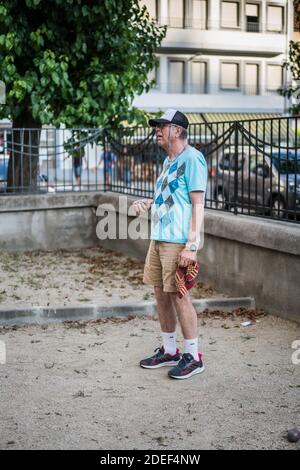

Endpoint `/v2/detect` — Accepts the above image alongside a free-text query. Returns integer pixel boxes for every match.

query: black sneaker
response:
[140,347,181,369]
[168,353,205,379]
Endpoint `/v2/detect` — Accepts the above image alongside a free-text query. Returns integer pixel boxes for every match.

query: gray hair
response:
[178,127,188,140]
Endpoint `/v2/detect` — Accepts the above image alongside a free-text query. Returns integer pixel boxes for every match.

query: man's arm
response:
[187,191,204,248]
[178,191,205,267]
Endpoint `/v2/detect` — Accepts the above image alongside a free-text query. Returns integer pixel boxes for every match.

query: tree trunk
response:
[7,111,41,193]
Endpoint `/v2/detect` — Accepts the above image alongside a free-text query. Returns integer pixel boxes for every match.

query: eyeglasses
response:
[155,123,180,130]
[154,123,170,130]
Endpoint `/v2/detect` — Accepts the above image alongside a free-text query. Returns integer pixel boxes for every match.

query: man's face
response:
[155,123,179,149]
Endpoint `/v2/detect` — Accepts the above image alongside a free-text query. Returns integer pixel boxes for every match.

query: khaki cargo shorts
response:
[143,240,185,292]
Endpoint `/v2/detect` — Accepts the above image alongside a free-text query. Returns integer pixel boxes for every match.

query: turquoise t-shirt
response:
[151,145,207,243]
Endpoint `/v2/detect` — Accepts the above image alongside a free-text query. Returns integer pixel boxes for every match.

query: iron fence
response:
[0,116,299,223]
[0,127,105,194]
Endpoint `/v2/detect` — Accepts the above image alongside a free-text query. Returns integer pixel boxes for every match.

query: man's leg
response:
[140,241,181,368]
[140,287,180,368]
[158,241,199,360]
[154,286,176,333]
[170,293,197,340]
[154,286,178,356]
[170,293,200,360]
[167,292,204,379]
[74,165,81,187]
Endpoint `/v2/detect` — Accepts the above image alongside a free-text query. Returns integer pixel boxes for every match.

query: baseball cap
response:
[149,108,189,129]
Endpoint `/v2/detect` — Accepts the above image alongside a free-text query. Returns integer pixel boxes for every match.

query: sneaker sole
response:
[168,365,205,379]
[140,360,180,369]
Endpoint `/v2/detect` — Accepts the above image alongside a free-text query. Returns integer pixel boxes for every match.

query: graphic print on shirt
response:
[152,160,185,229]
[150,146,208,243]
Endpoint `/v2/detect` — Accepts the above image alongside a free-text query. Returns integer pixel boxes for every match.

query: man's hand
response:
[132,199,152,216]
[178,249,197,267]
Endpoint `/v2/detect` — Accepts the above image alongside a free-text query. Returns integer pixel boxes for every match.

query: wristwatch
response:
[185,243,198,252]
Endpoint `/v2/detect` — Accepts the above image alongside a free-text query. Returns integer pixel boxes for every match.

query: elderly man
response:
[134,109,207,380]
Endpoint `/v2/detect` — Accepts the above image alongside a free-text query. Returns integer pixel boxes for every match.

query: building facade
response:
[134,0,294,117]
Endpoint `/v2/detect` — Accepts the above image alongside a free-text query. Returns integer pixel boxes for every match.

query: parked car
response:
[213,146,300,218]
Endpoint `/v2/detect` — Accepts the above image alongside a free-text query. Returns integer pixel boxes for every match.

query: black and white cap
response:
[149,108,189,129]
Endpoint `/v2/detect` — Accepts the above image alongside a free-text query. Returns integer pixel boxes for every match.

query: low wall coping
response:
[0,190,299,256]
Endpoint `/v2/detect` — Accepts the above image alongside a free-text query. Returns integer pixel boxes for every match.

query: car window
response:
[250,155,270,175]
[219,153,244,171]
[219,155,230,170]
[273,158,300,175]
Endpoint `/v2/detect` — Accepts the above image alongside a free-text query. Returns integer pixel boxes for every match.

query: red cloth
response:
[175,261,199,298]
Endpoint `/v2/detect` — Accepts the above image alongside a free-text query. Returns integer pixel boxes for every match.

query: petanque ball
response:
[287,428,300,443]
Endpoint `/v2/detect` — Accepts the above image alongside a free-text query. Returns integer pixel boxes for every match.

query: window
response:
[143,0,158,19]
[245,3,260,32]
[169,0,184,28]
[221,1,240,28]
[221,63,240,89]
[191,62,207,93]
[267,65,283,92]
[245,63,259,95]
[267,5,284,32]
[191,0,207,28]
[168,0,207,29]
[169,60,185,93]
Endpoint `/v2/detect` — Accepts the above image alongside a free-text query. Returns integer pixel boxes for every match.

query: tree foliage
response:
[0,0,166,128]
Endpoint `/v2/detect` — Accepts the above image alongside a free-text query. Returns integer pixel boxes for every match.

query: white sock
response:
[184,338,199,362]
[162,331,177,356]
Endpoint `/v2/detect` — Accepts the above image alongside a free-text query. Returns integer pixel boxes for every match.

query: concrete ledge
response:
[1,190,298,321]
[98,192,300,257]
[95,193,300,322]
[0,191,103,213]
[204,210,300,257]
[0,297,255,325]
[1,190,299,256]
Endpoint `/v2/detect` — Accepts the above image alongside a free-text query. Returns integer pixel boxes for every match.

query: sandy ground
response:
[0,247,226,308]
[0,312,299,450]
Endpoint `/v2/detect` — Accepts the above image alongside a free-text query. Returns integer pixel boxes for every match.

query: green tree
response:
[0,0,166,191]
[281,0,300,114]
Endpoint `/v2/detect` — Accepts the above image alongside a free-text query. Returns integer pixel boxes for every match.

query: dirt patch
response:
[0,313,299,450]
[0,247,225,307]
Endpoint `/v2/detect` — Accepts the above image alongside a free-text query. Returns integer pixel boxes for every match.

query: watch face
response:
[189,244,197,251]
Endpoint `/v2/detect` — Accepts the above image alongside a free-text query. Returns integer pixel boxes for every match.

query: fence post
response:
[102,129,107,192]
[233,122,239,215]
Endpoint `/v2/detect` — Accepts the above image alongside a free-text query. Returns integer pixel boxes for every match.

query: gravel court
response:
[0,313,299,450]
[0,247,226,308]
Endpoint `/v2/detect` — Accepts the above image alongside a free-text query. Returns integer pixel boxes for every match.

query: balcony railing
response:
[246,21,260,33]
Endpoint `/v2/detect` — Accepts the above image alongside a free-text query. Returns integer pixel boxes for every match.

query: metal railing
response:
[0,116,299,223]
[0,127,105,194]
[192,116,300,223]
